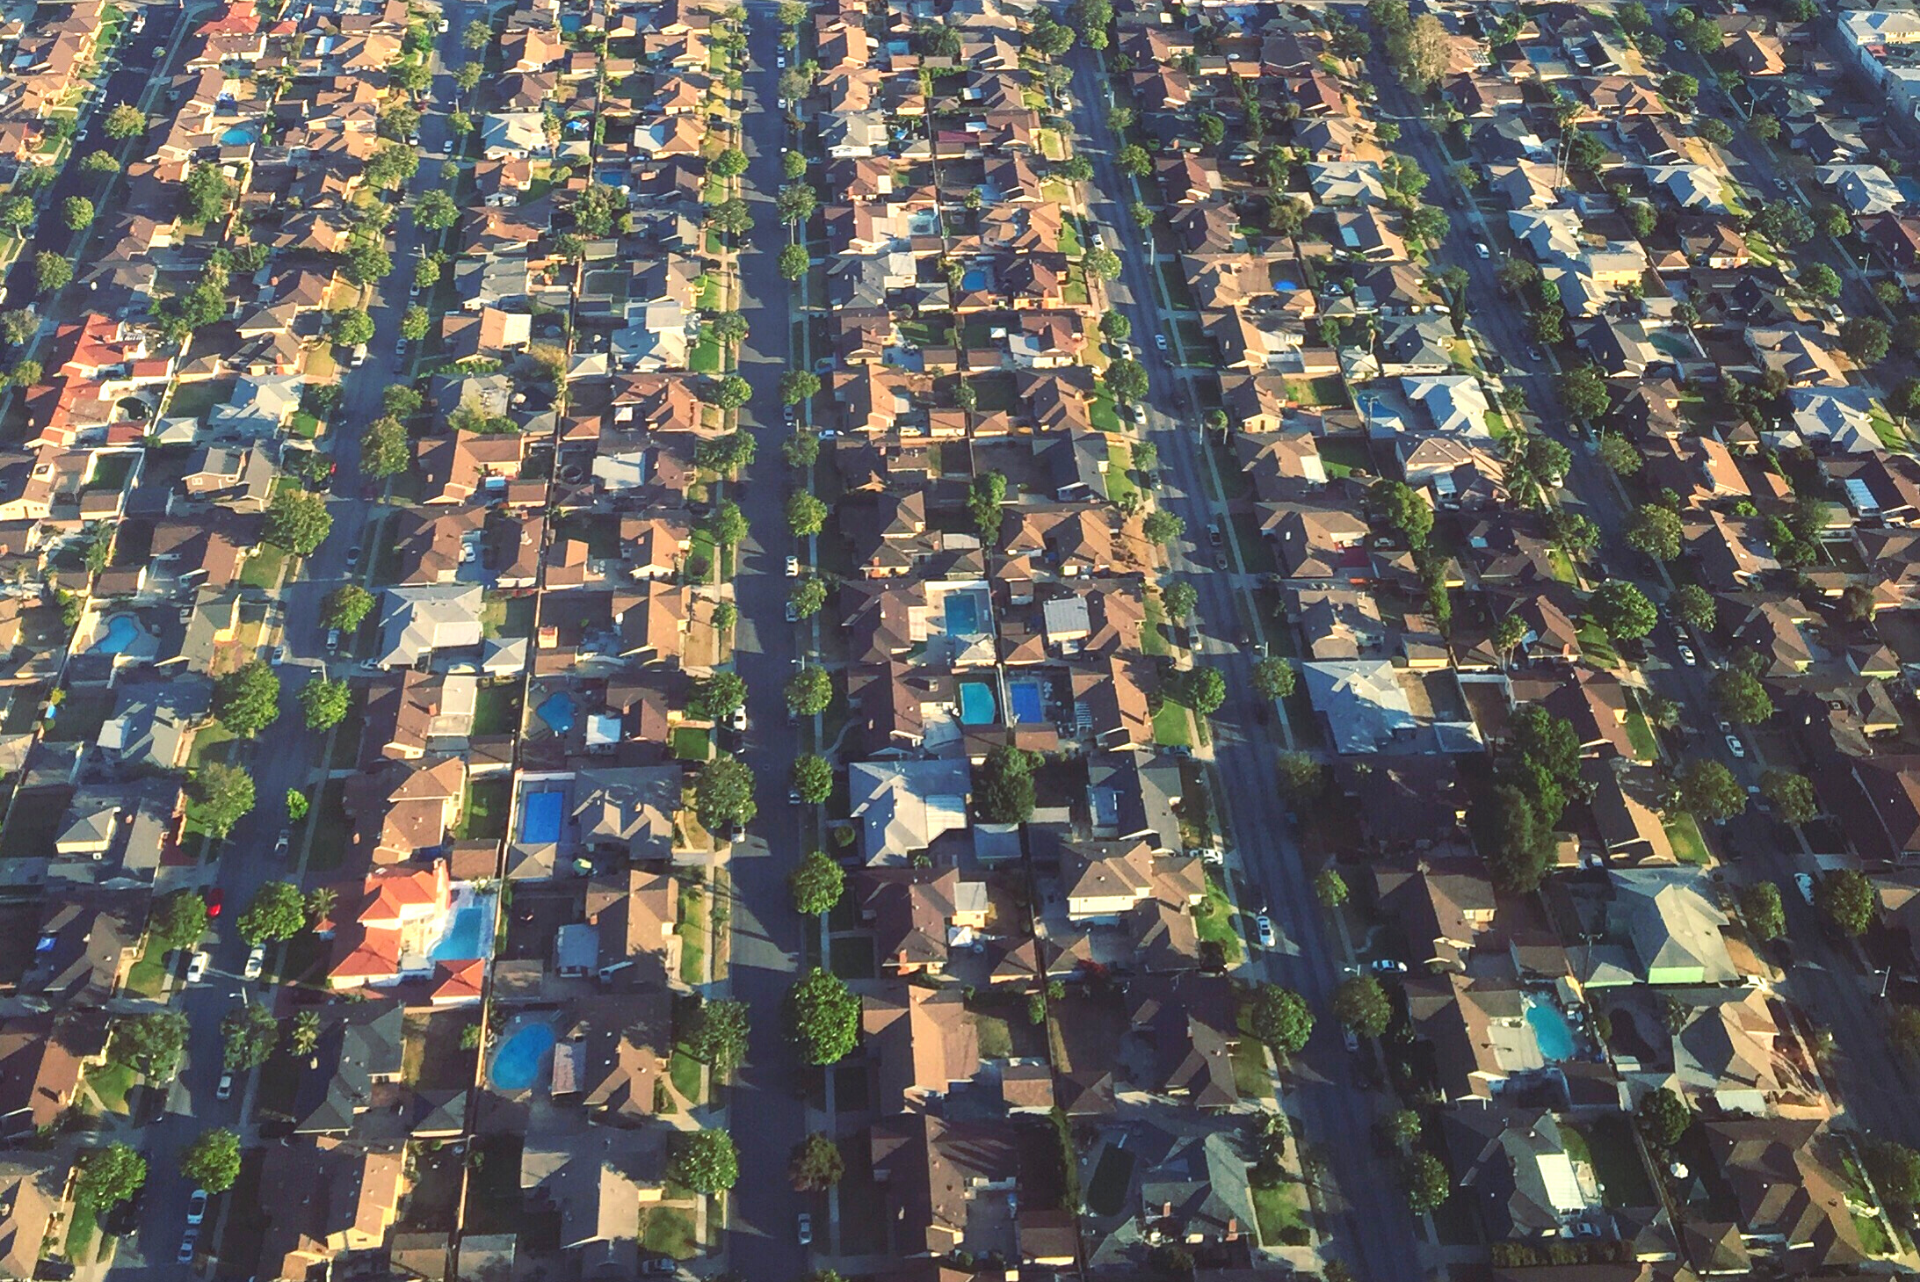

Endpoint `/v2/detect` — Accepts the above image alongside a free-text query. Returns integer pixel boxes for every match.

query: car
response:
[788,788,804,805]
[1154,333,1168,352]
[326,628,342,651]
[1526,346,1545,363]
[216,1073,233,1101]
[243,946,265,982]
[274,831,289,860]
[796,1213,813,1246]
[1475,241,1491,259]
[186,1190,209,1226]
[730,822,747,846]
[186,952,209,984]
[1252,915,1276,948]
[345,545,363,569]
[1677,643,1697,666]
[271,644,287,665]
[1369,958,1409,975]
[1130,405,1146,425]
[1343,1027,1360,1053]
[786,555,800,577]
[1208,523,1224,546]
[1725,733,1746,759]
[785,600,798,624]
[1215,551,1229,569]
[1091,230,1106,249]
[177,1230,198,1264]
[639,1261,677,1277]
[729,705,747,733]
[206,888,223,917]
[1795,872,1816,904]
[777,97,788,110]
[437,17,449,31]
[777,54,787,68]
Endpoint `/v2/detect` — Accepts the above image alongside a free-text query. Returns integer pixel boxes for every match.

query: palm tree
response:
[288,1010,321,1057]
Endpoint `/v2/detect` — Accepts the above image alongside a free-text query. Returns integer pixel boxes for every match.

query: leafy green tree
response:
[463,18,491,48]
[0,196,31,231]
[694,755,757,830]
[969,471,1007,542]
[786,968,861,1065]
[709,147,748,178]
[775,182,818,225]
[1709,669,1773,724]
[1815,869,1876,937]
[150,892,209,952]
[214,661,280,737]
[190,762,255,839]
[1475,783,1555,895]
[112,1011,188,1076]
[1637,1087,1689,1148]
[682,997,749,1075]
[321,585,375,633]
[1598,434,1642,475]
[706,375,751,410]
[1674,758,1746,822]
[1556,363,1611,420]
[1402,1151,1450,1213]
[673,1130,739,1193]
[1369,478,1433,549]
[1277,752,1325,804]
[790,851,844,915]
[345,244,393,287]
[1843,316,1892,364]
[1160,581,1198,622]
[361,415,409,478]
[778,243,808,280]
[1590,581,1656,641]
[286,788,309,823]
[103,103,148,138]
[1083,247,1122,280]
[1864,1140,1920,1210]
[783,430,820,470]
[707,500,747,546]
[1141,510,1183,544]
[1799,262,1841,300]
[789,578,827,619]
[976,745,1038,823]
[1740,882,1785,942]
[792,754,832,804]
[692,673,747,722]
[61,196,93,231]
[1333,974,1391,1039]
[1314,868,1348,909]
[786,665,831,717]
[779,369,820,405]
[265,488,333,556]
[74,1143,146,1211]
[1668,584,1716,634]
[1117,144,1151,176]
[789,1132,844,1191]
[181,1128,242,1193]
[1626,503,1683,562]
[221,1001,277,1069]
[1105,357,1149,402]
[1243,983,1313,1055]
[297,677,349,731]
[1175,665,1226,717]
[786,491,827,537]
[34,251,70,294]
[1760,771,1817,825]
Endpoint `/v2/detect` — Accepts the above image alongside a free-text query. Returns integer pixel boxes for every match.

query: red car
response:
[205,888,223,918]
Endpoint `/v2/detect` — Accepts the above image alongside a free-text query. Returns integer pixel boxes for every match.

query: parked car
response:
[1677,643,1697,666]
[729,706,747,733]
[796,1213,813,1246]
[1343,1027,1360,1053]
[1154,333,1168,352]
[345,545,362,569]
[274,831,289,860]
[205,888,223,917]
[243,946,265,982]
[1725,733,1746,759]
[1795,872,1816,904]
[326,628,342,651]
[1474,241,1491,259]
[1252,916,1276,948]
[186,952,209,984]
[216,1073,233,1101]
[1369,958,1409,975]
[785,555,800,577]
[785,600,799,624]
[177,1230,198,1264]
[639,1261,677,1276]
[185,1190,208,1226]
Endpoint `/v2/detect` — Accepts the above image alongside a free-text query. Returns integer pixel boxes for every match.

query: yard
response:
[640,1205,700,1259]
[671,725,711,760]
[1664,813,1710,866]
[1573,1113,1656,1208]
[1151,700,1192,748]
[457,777,513,842]
[1230,1035,1273,1098]
[1192,872,1243,965]
[1251,1181,1311,1247]
[470,683,522,737]
[677,879,708,986]
[1286,375,1349,407]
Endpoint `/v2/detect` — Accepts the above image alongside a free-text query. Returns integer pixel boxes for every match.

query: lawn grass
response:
[1286,375,1349,407]
[470,684,521,736]
[1192,871,1242,964]
[1142,593,1169,657]
[972,1010,1013,1059]
[458,776,512,842]
[63,1204,95,1262]
[671,725,712,760]
[1104,438,1137,507]
[125,938,169,999]
[670,1050,703,1105]
[1665,812,1710,865]
[1251,1181,1310,1247]
[84,1061,135,1115]
[1624,706,1657,762]
[688,333,723,374]
[677,880,708,986]
[1230,1035,1273,1098]
[1152,700,1192,748]
[640,1205,700,1259]
[239,543,285,591]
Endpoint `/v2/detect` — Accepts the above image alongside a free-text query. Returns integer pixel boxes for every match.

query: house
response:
[257,1141,407,1279]
[1374,862,1496,971]
[868,1113,1020,1258]
[1608,868,1739,984]
[1443,1109,1597,1240]
[1405,973,1551,1102]
[1058,840,1203,922]
[520,1129,666,1276]
[848,759,972,865]
[0,1160,61,1280]
[850,867,988,975]
[0,1011,107,1136]
[863,983,980,1112]
[1702,1120,1871,1272]
[325,860,458,988]
[550,992,673,1124]
[376,584,485,670]
[1301,660,1419,754]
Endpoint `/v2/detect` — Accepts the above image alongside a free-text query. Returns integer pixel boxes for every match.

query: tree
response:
[181,1128,242,1194]
[681,996,749,1075]
[1101,312,1132,344]
[1387,13,1449,91]
[790,851,844,916]
[1117,144,1151,176]
[789,578,827,619]
[1333,975,1391,1039]
[976,745,1038,823]
[673,1130,738,1194]
[344,244,393,287]
[707,500,747,547]
[1753,198,1814,246]
[1105,357,1149,402]
[360,415,409,478]
[777,242,809,280]
[786,665,831,717]
[1370,478,1433,550]
[1025,14,1074,57]
[74,1143,146,1211]
[222,1001,277,1069]
[692,673,747,722]
[694,755,757,830]
[1760,770,1817,826]
[709,147,748,180]
[1598,434,1642,476]
[783,431,821,470]
[1799,262,1842,301]
[150,892,209,952]
[1865,1140,1920,1210]
[1752,111,1781,141]
[287,1009,321,1057]
[1314,868,1349,909]
[103,103,147,138]
[786,967,861,1065]
[413,189,458,231]
[790,1133,844,1191]
[1277,752,1325,804]
[463,18,491,48]
[112,1011,188,1076]
[60,196,93,231]
[321,585,375,633]
[1557,364,1611,420]
[1161,581,1198,621]
[707,311,749,345]
[1476,784,1555,895]
[265,487,332,556]
[1626,503,1683,562]
[1674,759,1746,822]
[1083,247,1122,280]
[1589,581,1656,641]
[1668,584,1716,634]
[0,309,36,347]
[1709,669,1773,724]
[1402,1151,1451,1213]
[1254,656,1298,702]
[792,754,832,805]
[1243,983,1313,1055]
[1659,71,1699,106]
[775,182,818,225]
[1815,869,1876,937]
[968,471,1007,542]
[1057,155,1093,184]
[1141,510,1183,544]
[214,661,280,737]
[33,251,70,295]
[786,491,828,537]
[1739,882,1786,942]
[1175,666,1226,718]
[1842,316,1892,364]
[191,762,254,838]
[706,374,751,410]
[1636,1087,1689,1148]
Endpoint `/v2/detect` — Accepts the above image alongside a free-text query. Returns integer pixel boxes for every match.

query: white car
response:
[1795,873,1815,904]
[216,1072,234,1101]
[729,705,747,733]
[1252,915,1276,948]
[1677,644,1697,666]
[1475,241,1491,259]
[186,952,209,984]
[243,945,265,982]
[785,600,798,624]
[1725,733,1746,759]
[177,1230,198,1264]
[777,54,787,68]
[796,1213,812,1245]
[1154,334,1168,351]
[785,555,800,577]
[186,1190,209,1226]
[274,831,290,860]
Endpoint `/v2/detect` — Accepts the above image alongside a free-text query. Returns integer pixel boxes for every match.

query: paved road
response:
[719,5,808,1279]
[1067,46,1429,1282]
[120,4,472,1272]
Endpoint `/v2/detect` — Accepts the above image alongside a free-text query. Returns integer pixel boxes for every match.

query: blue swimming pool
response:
[430,898,495,961]
[961,268,988,291]
[559,11,583,31]
[1008,680,1045,724]
[489,1022,557,1092]
[219,125,257,145]
[520,790,565,844]
[958,681,996,725]
[536,691,576,735]
[94,615,140,655]
[1525,998,1577,1062]
[945,593,982,636]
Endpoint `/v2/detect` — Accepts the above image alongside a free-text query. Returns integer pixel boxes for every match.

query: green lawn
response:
[1192,872,1242,964]
[239,543,285,590]
[1230,1036,1272,1098]
[972,1011,1013,1059]
[1286,375,1349,407]
[670,1050,703,1104]
[1104,439,1137,507]
[470,684,521,736]
[84,1061,135,1115]
[671,725,711,760]
[1142,593,1169,657]
[640,1205,700,1259]
[1624,707,1657,762]
[1251,1181,1310,1247]
[1574,1114,1655,1208]
[688,333,723,374]
[1665,812,1710,865]
[1058,220,1082,258]
[458,777,512,841]
[1151,700,1192,748]
[1089,389,1124,433]
[677,881,708,985]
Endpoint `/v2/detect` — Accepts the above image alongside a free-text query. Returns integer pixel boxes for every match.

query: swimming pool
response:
[536,691,576,735]
[944,593,982,636]
[1525,998,1577,1062]
[961,268,989,291]
[430,898,495,961]
[520,790,565,844]
[958,681,996,725]
[1008,680,1045,724]
[489,1022,557,1092]
[94,615,140,655]
[219,125,257,145]
[559,11,584,31]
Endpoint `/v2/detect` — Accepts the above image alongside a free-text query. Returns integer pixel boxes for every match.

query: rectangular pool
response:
[958,681,997,725]
[431,899,496,961]
[944,593,982,636]
[520,790,565,844]
[1008,681,1045,724]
